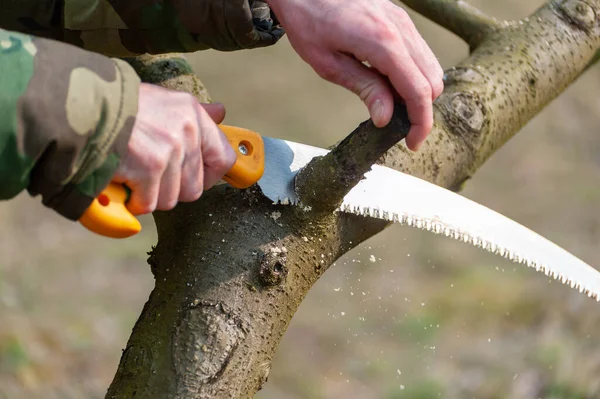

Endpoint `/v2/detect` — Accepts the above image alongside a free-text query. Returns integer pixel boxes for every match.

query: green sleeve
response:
[0,0,284,56]
[0,28,140,220]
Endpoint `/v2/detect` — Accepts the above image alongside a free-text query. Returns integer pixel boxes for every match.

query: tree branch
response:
[400,0,502,49]
[106,1,600,397]
[294,103,410,214]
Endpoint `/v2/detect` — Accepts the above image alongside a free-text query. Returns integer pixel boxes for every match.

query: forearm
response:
[1,0,284,57]
[0,28,140,220]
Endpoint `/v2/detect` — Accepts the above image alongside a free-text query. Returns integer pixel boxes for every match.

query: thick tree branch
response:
[400,0,502,49]
[106,1,600,397]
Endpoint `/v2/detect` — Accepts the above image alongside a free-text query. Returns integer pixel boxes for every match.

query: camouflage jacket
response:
[0,1,283,221]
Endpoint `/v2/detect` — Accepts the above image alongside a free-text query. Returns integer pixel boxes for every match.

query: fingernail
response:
[373,99,385,126]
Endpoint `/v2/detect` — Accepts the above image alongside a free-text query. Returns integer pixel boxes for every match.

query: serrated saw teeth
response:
[337,204,600,302]
[257,137,600,301]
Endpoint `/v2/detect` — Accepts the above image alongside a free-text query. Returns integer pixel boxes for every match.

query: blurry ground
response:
[1,1,600,398]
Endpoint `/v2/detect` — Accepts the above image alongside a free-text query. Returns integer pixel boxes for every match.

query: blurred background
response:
[1,0,600,398]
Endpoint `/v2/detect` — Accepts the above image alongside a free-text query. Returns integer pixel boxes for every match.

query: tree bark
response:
[105,1,600,397]
[398,0,501,49]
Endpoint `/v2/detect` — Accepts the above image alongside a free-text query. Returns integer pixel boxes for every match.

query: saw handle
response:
[78,124,265,239]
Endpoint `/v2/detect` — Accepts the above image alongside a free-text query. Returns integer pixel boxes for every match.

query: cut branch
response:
[294,103,410,214]
[400,0,502,49]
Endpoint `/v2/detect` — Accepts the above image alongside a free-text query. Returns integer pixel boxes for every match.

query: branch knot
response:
[558,0,598,31]
[258,248,288,287]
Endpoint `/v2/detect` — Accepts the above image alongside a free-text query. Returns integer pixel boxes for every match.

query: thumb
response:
[314,53,394,127]
[201,102,227,124]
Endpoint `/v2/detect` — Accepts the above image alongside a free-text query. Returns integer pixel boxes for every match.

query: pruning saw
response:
[78,124,600,301]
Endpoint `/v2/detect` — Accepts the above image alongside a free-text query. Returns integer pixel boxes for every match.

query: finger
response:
[367,43,433,151]
[155,158,183,211]
[400,28,444,100]
[203,162,224,191]
[387,5,443,99]
[201,102,226,124]
[178,112,203,202]
[201,124,237,189]
[312,51,395,127]
[178,151,204,202]
[156,134,183,211]
[113,143,163,215]
[127,182,160,215]
[113,169,161,216]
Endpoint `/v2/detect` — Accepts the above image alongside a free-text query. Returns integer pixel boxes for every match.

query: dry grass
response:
[1,1,599,398]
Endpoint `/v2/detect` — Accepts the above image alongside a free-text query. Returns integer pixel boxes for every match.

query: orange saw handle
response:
[78,124,265,239]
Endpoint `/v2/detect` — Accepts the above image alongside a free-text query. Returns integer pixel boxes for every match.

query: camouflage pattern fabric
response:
[2,0,285,57]
[0,28,140,220]
[0,1,283,220]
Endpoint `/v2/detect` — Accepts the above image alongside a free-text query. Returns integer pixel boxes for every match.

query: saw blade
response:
[340,165,600,300]
[257,137,600,301]
[259,137,328,204]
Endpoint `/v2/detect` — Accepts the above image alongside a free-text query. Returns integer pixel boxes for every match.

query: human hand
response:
[113,83,236,215]
[266,0,444,150]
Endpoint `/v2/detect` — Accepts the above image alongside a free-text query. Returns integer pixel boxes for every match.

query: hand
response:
[113,83,236,215]
[266,0,444,150]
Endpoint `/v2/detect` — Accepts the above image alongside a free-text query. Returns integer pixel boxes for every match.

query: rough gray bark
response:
[105,1,600,397]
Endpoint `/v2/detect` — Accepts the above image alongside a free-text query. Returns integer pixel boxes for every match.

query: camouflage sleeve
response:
[0,28,140,221]
[1,0,284,57]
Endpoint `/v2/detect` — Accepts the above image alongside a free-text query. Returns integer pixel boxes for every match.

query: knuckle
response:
[422,116,434,132]
[387,8,408,27]
[148,151,168,173]
[211,156,233,176]
[437,64,445,79]
[394,5,410,20]
[181,187,203,203]
[157,198,178,211]
[357,81,379,102]
[183,122,199,146]
[195,173,206,192]
[191,172,205,196]
[408,80,433,105]
[166,199,178,210]
[171,135,185,158]
[167,125,187,155]
[181,167,204,201]
[432,77,444,98]
[372,23,397,42]
[135,199,155,215]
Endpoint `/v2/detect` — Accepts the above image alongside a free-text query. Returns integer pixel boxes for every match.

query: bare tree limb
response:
[105,1,600,397]
[399,0,502,49]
